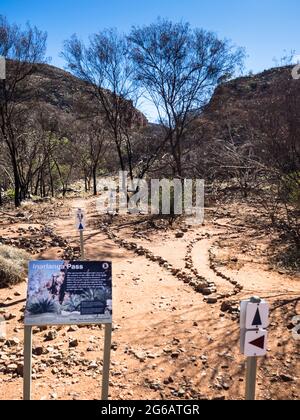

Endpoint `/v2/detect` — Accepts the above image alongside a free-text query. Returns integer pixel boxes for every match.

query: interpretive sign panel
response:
[25,261,112,326]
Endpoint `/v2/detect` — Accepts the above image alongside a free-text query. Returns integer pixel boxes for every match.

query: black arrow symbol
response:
[252,308,262,326]
[249,335,265,350]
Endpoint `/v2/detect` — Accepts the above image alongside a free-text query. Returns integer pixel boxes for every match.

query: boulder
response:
[175,232,185,238]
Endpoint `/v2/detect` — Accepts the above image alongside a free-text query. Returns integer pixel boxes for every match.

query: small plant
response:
[27,298,59,315]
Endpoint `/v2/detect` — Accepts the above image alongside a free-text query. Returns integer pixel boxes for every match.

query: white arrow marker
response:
[244,330,268,357]
[245,302,269,329]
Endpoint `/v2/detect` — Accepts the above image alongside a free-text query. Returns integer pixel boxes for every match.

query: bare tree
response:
[72,118,109,196]
[62,29,147,186]
[0,15,47,206]
[129,19,245,177]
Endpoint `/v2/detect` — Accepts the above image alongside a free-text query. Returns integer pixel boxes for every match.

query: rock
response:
[200,355,208,364]
[5,337,20,347]
[111,342,118,351]
[222,383,230,390]
[33,347,44,356]
[163,376,174,385]
[148,381,163,391]
[221,365,229,370]
[202,288,214,296]
[38,326,48,332]
[5,363,18,373]
[196,282,208,292]
[88,361,98,369]
[206,296,218,304]
[146,353,157,359]
[67,326,78,332]
[16,363,24,376]
[131,350,146,362]
[175,232,185,238]
[279,374,295,383]
[3,313,16,321]
[221,300,237,313]
[69,339,79,348]
[44,330,58,342]
[177,388,185,397]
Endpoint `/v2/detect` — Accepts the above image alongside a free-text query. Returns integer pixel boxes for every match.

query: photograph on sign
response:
[25,261,112,326]
[245,302,269,329]
[76,209,86,231]
[244,330,268,357]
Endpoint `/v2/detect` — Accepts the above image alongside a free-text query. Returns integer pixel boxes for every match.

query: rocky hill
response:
[199,65,298,136]
[9,60,148,128]
[181,65,300,181]
[209,65,296,108]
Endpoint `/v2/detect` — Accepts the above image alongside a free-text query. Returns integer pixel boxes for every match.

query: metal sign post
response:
[240,296,269,401]
[245,356,257,401]
[76,208,86,260]
[102,323,112,400]
[23,326,33,401]
[80,229,85,260]
[23,322,112,401]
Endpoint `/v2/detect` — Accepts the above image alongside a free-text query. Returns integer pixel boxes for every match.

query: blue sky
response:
[1,0,299,120]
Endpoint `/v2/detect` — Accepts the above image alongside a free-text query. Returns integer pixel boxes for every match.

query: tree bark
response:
[93,165,97,196]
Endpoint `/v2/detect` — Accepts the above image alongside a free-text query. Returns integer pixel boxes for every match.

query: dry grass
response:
[0,245,29,288]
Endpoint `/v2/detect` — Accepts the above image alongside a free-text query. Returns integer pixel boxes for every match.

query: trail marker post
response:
[240,296,269,400]
[76,208,86,260]
[80,230,85,260]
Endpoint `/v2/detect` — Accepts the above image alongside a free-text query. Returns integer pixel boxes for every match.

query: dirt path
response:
[0,197,299,400]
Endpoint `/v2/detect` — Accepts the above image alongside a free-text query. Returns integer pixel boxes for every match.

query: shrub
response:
[4,189,15,199]
[0,245,29,288]
[284,172,300,206]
